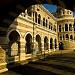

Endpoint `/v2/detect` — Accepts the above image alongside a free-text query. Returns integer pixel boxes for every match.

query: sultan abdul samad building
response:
[0,4,75,72]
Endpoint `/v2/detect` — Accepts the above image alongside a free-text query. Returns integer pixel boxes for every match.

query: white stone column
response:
[19,38,26,61]
[32,34,37,58]
[48,40,51,53]
[41,38,44,54]
[53,40,55,51]
[56,39,59,50]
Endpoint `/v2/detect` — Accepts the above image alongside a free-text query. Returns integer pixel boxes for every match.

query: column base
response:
[0,62,8,73]
[20,53,26,61]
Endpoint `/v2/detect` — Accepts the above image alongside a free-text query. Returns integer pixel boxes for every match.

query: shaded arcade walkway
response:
[1,50,75,75]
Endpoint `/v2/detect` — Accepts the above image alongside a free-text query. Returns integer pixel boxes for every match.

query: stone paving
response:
[1,50,75,75]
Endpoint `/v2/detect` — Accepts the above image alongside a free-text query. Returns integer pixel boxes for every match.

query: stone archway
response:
[8,30,20,56]
[59,42,64,50]
[50,38,53,49]
[25,33,32,54]
[54,39,57,49]
[36,34,41,54]
[44,36,48,50]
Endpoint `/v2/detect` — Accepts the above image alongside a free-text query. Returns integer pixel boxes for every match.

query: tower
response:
[57,7,75,50]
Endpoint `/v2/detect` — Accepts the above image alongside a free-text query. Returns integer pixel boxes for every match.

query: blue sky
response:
[43,4,75,16]
[43,4,57,13]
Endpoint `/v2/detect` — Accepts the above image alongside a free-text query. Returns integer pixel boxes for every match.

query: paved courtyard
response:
[1,50,75,75]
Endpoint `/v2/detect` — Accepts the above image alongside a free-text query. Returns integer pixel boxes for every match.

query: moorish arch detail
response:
[8,30,20,56]
[25,33,33,54]
[44,36,48,50]
[35,34,41,54]
[7,29,21,42]
[24,32,33,40]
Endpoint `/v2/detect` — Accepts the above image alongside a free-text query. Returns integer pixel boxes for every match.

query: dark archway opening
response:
[25,34,32,54]
[44,36,48,50]
[9,30,20,56]
[36,35,41,54]
[59,42,64,50]
[50,38,53,49]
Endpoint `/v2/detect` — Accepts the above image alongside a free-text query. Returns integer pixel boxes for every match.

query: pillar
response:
[53,40,55,51]
[41,39,44,54]
[48,38,51,53]
[0,46,8,73]
[19,38,26,61]
[56,39,59,50]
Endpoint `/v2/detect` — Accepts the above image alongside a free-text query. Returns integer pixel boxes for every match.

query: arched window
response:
[44,36,48,50]
[66,34,69,40]
[35,12,37,23]
[49,25,50,29]
[51,26,52,30]
[46,19,48,27]
[69,24,72,31]
[43,18,45,27]
[54,25,56,32]
[38,14,41,24]
[60,36,62,40]
[70,35,73,40]
[59,25,61,32]
[65,24,68,31]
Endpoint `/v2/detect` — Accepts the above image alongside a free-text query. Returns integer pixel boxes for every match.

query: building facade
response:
[57,7,75,50]
[6,5,58,63]
[0,4,75,72]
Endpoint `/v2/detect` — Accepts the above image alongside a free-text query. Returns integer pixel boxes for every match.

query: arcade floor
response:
[1,50,75,75]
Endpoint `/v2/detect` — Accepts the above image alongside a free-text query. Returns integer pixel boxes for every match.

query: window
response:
[60,36,62,40]
[38,14,41,24]
[69,24,72,31]
[65,24,68,31]
[46,19,48,27]
[35,12,37,23]
[49,25,50,29]
[51,26,52,30]
[54,25,56,32]
[43,18,45,26]
[66,34,69,40]
[70,35,73,40]
[59,25,61,32]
